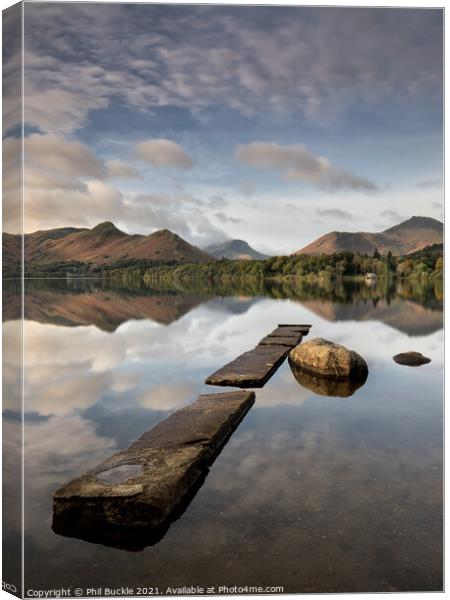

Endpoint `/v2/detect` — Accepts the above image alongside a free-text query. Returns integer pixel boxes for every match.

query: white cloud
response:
[137,383,195,411]
[135,139,194,169]
[236,142,377,192]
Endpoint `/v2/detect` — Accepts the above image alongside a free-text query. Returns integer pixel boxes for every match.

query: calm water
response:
[3,278,443,593]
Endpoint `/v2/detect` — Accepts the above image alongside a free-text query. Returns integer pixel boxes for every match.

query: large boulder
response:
[290,362,367,397]
[289,338,368,380]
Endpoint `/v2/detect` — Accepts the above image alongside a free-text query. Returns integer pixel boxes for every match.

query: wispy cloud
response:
[416,178,443,190]
[106,160,141,179]
[317,208,353,219]
[236,142,377,192]
[23,5,443,133]
[136,139,194,169]
[214,212,246,225]
[381,209,406,223]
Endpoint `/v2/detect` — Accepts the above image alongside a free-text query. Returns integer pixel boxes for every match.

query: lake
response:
[3,277,443,593]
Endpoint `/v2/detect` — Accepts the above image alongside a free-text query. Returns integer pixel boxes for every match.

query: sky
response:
[3,3,444,254]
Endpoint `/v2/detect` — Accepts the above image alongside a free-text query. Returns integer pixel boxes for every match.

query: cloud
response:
[381,209,405,223]
[137,383,196,411]
[239,181,257,197]
[205,195,230,209]
[106,159,140,179]
[3,6,22,134]
[236,142,377,192]
[21,5,442,133]
[416,178,443,190]
[135,139,194,169]
[25,133,106,178]
[214,212,246,226]
[317,208,353,219]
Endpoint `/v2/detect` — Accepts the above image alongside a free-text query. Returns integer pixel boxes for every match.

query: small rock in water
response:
[393,352,431,367]
[289,338,368,380]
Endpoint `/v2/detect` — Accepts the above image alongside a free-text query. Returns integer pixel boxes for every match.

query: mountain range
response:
[2,215,443,273]
[3,221,213,268]
[296,216,443,256]
[205,239,269,260]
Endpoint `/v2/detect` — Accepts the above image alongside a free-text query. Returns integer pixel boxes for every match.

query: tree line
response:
[7,244,443,281]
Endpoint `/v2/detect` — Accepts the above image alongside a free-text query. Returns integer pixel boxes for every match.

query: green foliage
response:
[15,247,443,283]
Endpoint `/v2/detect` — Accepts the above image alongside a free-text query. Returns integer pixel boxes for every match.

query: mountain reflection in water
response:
[3,277,443,336]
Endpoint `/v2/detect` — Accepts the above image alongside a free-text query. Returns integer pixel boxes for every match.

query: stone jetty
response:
[53,324,312,549]
[53,390,255,548]
[205,324,311,387]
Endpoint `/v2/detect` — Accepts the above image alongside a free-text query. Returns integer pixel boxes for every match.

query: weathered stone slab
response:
[205,324,312,387]
[259,334,303,347]
[205,344,290,387]
[53,390,254,549]
[278,324,312,336]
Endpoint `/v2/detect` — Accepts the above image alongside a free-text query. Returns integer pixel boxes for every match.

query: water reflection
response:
[3,277,443,592]
[3,277,443,336]
[289,361,368,397]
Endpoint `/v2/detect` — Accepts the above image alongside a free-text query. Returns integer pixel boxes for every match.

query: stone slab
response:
[205,344,290,387]
[278,324,312,336]
[53,390,255,548]
[205,324,312,387]
[258,334,303,347]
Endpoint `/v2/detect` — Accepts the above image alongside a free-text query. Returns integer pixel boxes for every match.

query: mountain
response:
[205,239,269,260]
[301,297,442,337]
[4,222,214,270]
[295,216,443,256]
[3,282,209,331]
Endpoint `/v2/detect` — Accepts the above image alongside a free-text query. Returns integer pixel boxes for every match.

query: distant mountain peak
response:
[383,216,443,234]
[205,239,270,260]
[91,221,123,234]
[296,216,443,256]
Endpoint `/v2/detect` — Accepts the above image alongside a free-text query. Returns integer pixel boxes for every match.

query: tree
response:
[386,250,396,273]
[373,248,380,259]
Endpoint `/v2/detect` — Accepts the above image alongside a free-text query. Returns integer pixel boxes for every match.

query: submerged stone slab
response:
[53,390,255,549]
[205,324,312,387]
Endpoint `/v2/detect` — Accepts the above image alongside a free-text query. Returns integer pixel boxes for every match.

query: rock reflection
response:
[289,361,368,397]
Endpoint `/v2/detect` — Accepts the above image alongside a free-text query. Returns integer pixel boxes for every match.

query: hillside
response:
[205,239,269,260]
[295,216,443,256]
[3,283,209,330]
[4,222,214,271]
